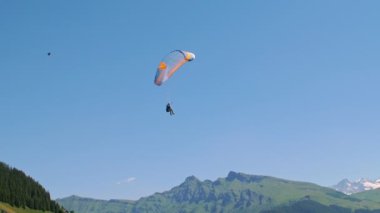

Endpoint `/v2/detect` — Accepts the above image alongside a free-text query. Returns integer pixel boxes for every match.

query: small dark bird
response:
[47,52,51,56]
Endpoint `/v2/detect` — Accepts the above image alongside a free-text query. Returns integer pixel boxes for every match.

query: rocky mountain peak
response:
[184,175,200,183]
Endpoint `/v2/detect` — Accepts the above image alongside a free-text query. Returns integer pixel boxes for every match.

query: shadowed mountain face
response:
[57,171,380,213]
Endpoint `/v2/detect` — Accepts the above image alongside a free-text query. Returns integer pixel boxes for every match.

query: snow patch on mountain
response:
[333,178,380,194]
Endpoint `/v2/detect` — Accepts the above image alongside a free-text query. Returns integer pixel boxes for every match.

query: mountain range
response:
[2,161,378,213]
[57,171,380,213]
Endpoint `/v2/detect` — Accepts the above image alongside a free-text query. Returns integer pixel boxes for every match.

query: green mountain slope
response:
[56,196,133,213]
[58,171,380,213]
[352,189,380,203]
[263,200,380,213]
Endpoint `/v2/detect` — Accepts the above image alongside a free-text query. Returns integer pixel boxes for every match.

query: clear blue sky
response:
[1,0,380,200]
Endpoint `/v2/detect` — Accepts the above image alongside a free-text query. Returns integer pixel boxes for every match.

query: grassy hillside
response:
[0,202,53,213]
[352,189,380,203]
[262,200,380,213]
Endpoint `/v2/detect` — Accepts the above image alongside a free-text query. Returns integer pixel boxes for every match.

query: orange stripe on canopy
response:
[167,59,186,79]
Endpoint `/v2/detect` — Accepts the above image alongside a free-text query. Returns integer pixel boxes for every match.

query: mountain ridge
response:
[58,171,380,213]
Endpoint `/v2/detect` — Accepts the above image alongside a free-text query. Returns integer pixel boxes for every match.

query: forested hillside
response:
[0,162,66,213]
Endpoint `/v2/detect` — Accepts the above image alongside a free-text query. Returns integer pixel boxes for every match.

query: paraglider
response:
[154,50,195,86]
[154,50,195,115]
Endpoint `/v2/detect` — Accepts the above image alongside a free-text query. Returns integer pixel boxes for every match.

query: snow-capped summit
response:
[332,178,380,194]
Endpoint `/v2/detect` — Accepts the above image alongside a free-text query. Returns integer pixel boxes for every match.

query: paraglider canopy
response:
[154,50,195,86]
